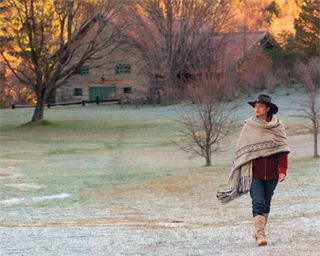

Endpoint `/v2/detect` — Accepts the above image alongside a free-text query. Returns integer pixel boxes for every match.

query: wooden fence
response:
[11,98,121,109]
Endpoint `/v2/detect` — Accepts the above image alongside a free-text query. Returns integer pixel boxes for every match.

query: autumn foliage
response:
[0,0,318,111]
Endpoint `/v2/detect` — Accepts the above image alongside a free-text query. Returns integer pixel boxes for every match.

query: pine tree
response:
[264,0,282,25]
[294,0,320,58]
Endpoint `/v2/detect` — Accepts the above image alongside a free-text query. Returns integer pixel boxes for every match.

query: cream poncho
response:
[216,115,290,203]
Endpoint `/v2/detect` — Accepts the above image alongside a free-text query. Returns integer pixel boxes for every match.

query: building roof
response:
[124,15,273,73]
[51,11,275,76]
[212,31,270,73]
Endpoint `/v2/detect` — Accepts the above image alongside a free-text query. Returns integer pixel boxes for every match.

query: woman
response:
[217,94,290,246]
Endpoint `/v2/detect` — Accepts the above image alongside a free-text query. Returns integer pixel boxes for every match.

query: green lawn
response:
[0,88,318,229]
[0,104,197,225]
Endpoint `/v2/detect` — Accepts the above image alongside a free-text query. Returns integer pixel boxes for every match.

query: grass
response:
[0,87,319,228]
[0,104,190,224]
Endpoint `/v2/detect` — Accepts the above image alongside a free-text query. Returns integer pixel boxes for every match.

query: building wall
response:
[57,28,277,103]
[57,48,150,103]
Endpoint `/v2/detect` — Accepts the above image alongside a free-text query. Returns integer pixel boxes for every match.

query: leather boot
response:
[252,214,269,238]
[264,213,269,227]
[254,215,267,246]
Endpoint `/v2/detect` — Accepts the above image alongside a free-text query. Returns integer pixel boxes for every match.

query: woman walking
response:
[217,94,290,246]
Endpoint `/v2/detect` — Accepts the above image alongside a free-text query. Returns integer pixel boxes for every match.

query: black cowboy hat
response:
[248,94,278,114]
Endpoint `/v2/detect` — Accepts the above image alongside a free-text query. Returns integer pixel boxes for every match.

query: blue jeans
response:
[250,177,278,217]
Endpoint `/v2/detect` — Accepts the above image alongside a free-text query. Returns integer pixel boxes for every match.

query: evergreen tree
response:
[294,0,320,58]
[264,0,282,25]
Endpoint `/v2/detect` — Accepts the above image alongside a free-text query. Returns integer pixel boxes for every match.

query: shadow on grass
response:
[0,119,53,131]
[21,120,52,127]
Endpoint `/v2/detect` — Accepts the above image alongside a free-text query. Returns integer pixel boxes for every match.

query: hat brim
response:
[248,101,278,114]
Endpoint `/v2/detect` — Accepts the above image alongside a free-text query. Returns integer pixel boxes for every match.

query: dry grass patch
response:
[0,172,15,178]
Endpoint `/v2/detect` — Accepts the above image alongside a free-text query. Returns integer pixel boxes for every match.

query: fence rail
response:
[11,98,121,109]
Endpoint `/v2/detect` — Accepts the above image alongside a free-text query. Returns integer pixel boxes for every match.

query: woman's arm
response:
[278,152,288,182]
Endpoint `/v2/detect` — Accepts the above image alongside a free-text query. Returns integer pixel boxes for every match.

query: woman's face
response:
[254,102,270,118]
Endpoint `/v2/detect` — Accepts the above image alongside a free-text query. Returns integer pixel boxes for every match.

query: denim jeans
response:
[250,177,278,217]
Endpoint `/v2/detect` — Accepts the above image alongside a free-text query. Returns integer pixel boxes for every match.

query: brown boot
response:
[252,214,269,238]
[264,213,269,227]
[253,215,267,246]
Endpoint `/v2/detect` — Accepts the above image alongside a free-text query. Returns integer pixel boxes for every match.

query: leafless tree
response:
[122,0,234,103]
[0,0,123,123]
[176,67,236,166]
[295,57,320,158]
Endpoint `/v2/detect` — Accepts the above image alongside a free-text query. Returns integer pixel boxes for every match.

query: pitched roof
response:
[213,31,269,73]
[125,16,272,72]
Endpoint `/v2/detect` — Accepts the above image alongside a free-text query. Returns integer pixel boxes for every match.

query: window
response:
[260,37,274,51]
[123,87,132,94]
[155,73,166,80]
[75,66,89,75]
[115,64,131,74]
[74,88,83,96]
[263,41,274,51]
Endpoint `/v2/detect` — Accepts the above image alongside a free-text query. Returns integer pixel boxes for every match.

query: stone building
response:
[56,49,150,104]
[57,28,278,103]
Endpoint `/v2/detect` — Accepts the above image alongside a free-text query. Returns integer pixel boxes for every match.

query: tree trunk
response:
[205,150,211,166]
[31,95,46,123]
[205,156,211,166]
[314,131,319,158]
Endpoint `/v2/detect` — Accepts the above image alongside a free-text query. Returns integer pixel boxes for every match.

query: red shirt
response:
[252,115,288,180]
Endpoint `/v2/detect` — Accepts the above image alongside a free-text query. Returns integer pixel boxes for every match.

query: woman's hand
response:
[279,174,286,182]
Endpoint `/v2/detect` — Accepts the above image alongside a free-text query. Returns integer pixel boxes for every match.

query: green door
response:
[89,86,116,101]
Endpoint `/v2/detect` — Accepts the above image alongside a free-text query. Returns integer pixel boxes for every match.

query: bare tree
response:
[0,69,36,107]
[295,57,320,158]
[123,0,234,103]
[176,70,236,166]
[0,0,123,123]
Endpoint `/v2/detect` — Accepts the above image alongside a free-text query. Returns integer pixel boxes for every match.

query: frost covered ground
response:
[0,87,319,255]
